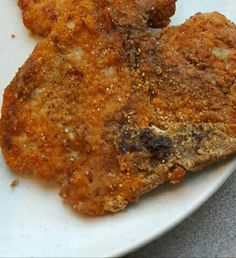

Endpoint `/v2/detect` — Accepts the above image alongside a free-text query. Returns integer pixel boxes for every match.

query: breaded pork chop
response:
[1,8,236,215]
[61,12,236,215]
[18,0,176,37]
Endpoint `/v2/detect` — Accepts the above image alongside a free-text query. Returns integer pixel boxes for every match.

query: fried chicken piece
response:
[1,8,236,216]
[18,0,176,37]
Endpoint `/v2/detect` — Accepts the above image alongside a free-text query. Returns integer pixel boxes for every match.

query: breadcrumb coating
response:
[18,0,176,37]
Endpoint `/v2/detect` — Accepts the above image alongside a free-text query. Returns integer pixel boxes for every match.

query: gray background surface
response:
[127,172,236,258]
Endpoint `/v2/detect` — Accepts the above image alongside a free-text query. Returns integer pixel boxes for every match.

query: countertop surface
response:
[127,171,236,258]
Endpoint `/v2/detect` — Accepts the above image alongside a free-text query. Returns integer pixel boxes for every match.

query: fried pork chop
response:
[18,0,177,37]
[1,6,236,215]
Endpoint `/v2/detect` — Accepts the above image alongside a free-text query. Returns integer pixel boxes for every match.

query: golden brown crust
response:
[18,0,176,37]
[18,0,60,37]
[154,12,236,125]
[1,9,236,215]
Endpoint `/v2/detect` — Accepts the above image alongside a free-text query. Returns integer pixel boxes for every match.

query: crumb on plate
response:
[10,179,19,188]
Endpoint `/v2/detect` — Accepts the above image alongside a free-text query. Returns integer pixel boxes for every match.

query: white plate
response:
[0,0,236,257]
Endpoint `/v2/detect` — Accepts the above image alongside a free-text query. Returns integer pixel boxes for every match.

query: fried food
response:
[18,0,176,37]
[1,7,236,215]
[18,0,62,37]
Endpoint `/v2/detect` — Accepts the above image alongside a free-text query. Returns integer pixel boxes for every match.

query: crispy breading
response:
[18,0,176,37]
[1,8,236,215]
[18,0,60,37]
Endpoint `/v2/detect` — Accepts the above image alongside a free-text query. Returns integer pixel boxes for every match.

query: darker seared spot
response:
[66,69,84,81]
[120,126,173,162]
[140,130,172,152]
[119,128,141,153]
[191,127,211,148]
[192,131,205,143]
[3,135,13,150]
[140,129,173,161]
